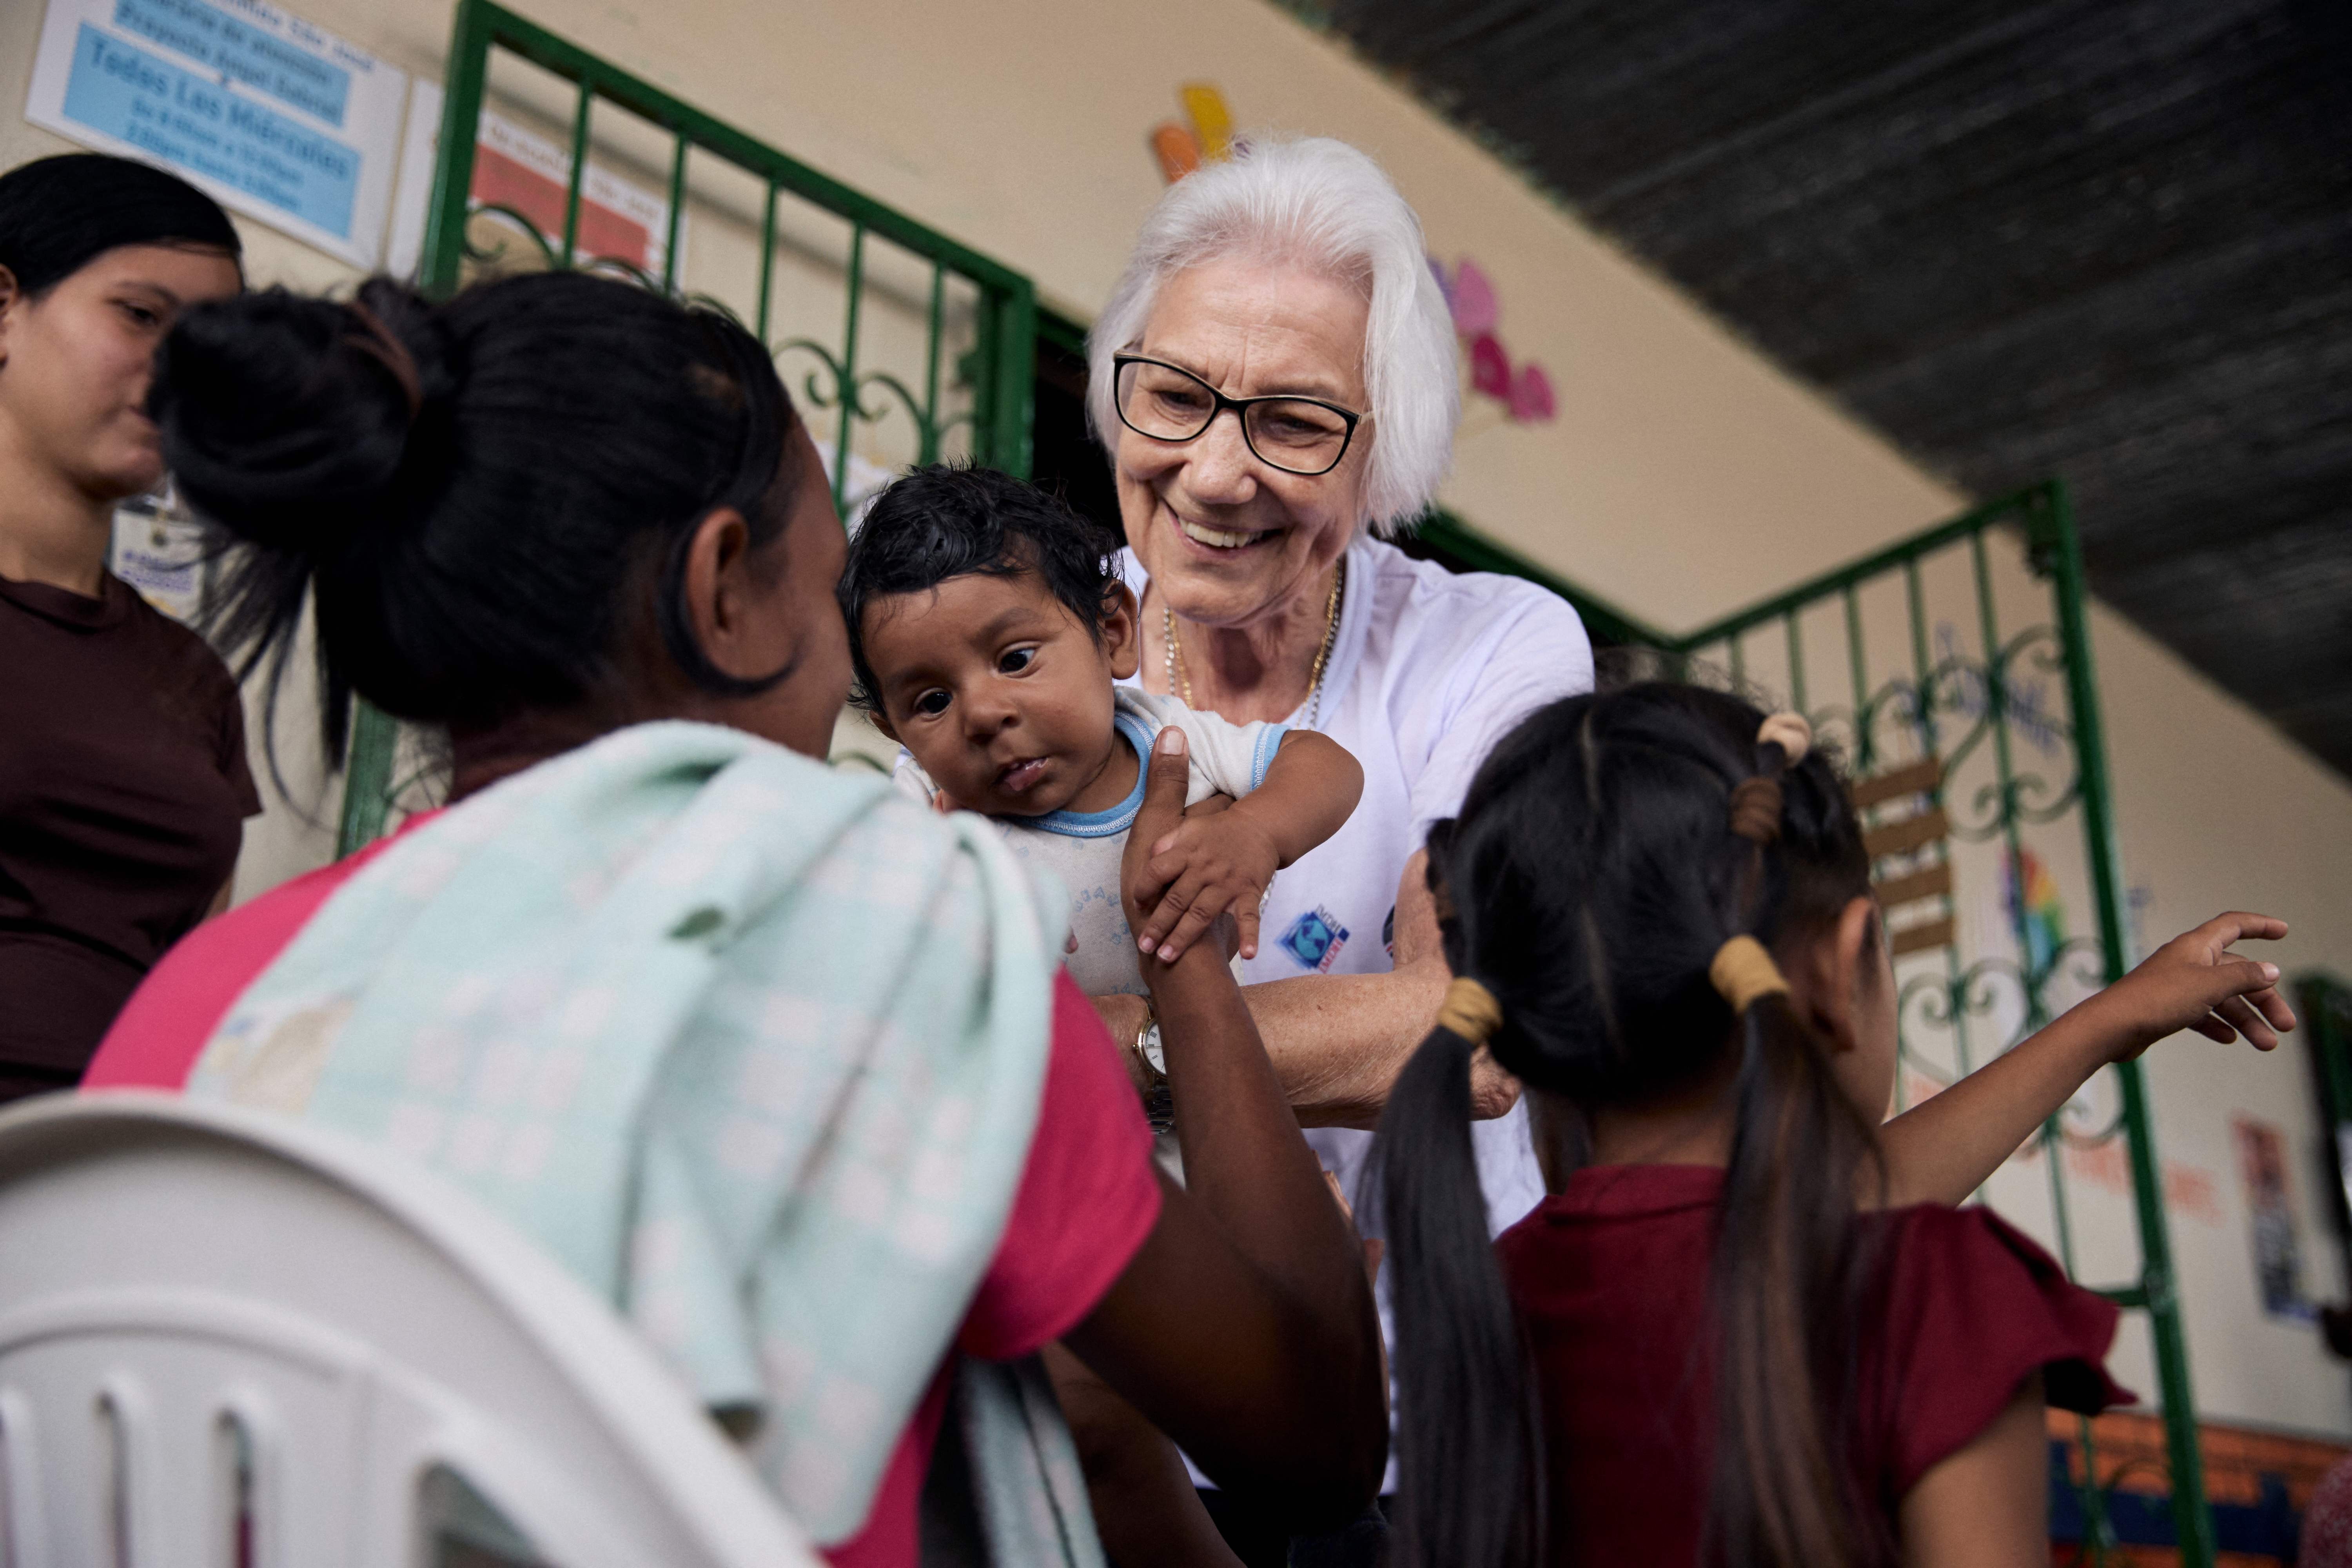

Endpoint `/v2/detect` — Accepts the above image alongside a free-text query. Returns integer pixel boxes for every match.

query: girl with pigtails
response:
[1377,682,2294,1568]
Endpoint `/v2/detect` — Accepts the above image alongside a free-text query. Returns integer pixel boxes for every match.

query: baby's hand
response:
[1131,804,1281,963]
[2084,911,2296,1061]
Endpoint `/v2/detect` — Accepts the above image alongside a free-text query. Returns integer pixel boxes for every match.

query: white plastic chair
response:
[0,1091,820,1568]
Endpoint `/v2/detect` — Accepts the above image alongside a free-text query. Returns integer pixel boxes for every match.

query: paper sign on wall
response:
[24,0,408,268]
[109,494,210,624]
[2236,1117,2314,1321]
[383,80,675,283]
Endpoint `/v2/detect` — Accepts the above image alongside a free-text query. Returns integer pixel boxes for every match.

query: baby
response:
[839,463,1363,1021]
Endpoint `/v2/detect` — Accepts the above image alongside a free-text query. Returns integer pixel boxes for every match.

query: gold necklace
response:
[1163,557,1347,731]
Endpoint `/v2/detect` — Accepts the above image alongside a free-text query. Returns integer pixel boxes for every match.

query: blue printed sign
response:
[62,25,359,237]
[27,0,408,267]
[113,0,350,126]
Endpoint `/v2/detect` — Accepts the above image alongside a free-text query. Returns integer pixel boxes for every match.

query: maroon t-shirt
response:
[0,570,258,1094]
[1497,1163,2131,1567]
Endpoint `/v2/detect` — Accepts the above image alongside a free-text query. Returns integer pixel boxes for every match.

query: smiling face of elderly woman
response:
[1114,254,1371,631]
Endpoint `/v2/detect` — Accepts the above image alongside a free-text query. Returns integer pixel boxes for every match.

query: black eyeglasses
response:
[1111,354,1365,477]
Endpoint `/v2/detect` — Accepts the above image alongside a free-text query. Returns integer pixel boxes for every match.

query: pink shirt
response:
[86,815,1163,1567]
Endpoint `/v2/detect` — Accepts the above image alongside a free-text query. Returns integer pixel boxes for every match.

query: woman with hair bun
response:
[0,152,248,1098]
[83,270,1386,1566]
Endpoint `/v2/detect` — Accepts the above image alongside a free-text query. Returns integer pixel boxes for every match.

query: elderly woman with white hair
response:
[1084,135,1594,1561]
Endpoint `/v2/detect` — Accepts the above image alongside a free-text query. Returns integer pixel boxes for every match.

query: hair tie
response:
[1710,935,1789,1014]
[1757,711,1812,764]
[1436,976,1503,1045]
[1728,711,1811,843]
[345,301,423,420]
[1728,777,1783,843]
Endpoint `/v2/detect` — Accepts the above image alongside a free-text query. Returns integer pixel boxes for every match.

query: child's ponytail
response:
[1704,714,1890,1568]
[1708,981,1887,1567]
[1378,982,1543,1568]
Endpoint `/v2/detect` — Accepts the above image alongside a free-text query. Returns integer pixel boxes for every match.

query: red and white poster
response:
[466,110,669,276]
[384,78,673,281]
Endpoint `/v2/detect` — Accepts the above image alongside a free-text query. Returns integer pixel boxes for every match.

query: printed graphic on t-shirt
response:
[1382,904,1395,960]
[1278,906,1349,973]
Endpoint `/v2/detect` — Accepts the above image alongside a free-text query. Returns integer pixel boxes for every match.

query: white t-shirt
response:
[893,687,1287,998]
[1125,534,1595,1490]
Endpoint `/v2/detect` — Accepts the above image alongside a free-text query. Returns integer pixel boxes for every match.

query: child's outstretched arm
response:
[1131,731,1364,963]
[1878,912,2296,1207]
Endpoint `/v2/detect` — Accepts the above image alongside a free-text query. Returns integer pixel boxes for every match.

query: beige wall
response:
[12,0,2352,1435]
[2091,602,2352,1435]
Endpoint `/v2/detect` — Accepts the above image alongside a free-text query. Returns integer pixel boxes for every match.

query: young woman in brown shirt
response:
[0,154,252,1097]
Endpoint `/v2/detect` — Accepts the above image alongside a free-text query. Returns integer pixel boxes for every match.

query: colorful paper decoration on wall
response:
[1151,84,1237,183]
[1179,84,1235,163]
[1433,255,1556,425]
[1146,93,1556,428]
[1151,122,1204,184]
[2002,845,2067,977]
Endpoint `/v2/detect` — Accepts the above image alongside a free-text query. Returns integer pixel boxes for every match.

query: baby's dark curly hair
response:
[837,463,1125,715]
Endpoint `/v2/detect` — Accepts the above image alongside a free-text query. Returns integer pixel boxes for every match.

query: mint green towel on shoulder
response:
[188,721,1103,1562]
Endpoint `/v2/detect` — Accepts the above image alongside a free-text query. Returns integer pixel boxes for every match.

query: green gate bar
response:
[335,0,1038,854]
[1664,479,2211,1564]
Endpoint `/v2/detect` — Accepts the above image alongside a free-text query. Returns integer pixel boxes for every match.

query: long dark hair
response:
[1376,682,1885,1568]
[148,271,805,762]
[0,153,241,295]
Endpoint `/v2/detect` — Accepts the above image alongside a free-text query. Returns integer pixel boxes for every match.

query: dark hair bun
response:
[169,268,801,767]
[153,279,453,558]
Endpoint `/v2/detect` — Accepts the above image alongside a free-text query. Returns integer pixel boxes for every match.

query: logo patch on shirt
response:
[1278,906,1349,973]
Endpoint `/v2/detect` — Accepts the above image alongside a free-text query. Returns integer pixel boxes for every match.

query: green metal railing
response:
[334,0,1037,852]
[1636,480,2204,1563]
[1412,506,1667,651]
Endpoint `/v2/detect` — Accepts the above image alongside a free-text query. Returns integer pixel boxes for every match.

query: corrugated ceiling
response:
[1304,0,2352,776]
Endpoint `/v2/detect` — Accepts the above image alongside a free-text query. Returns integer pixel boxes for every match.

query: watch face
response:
[1142,1022,1167,1075]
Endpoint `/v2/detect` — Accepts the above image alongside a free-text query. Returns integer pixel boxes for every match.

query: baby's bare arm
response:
[1232,731,1363,868]
[1132,733,1364,962]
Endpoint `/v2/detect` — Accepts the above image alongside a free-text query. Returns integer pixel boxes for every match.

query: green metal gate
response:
[334,0,1038,851]
[1661,479,2210,1563]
